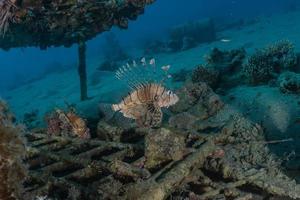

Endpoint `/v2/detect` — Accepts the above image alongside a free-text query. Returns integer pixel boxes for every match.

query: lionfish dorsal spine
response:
[114,57,162,90]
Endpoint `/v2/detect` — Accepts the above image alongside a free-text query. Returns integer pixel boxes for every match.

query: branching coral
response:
[243,40,297,85]
[0,100,27,200]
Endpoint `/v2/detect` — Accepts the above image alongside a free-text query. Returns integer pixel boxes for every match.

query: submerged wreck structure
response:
[0,0,154,100]
[3,81,298,200]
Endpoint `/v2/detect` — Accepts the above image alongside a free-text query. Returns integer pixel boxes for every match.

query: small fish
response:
[161,65,171,71]
[220,39,231,43]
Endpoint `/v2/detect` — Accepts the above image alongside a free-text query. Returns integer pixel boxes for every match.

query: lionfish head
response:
[157,89,179,108]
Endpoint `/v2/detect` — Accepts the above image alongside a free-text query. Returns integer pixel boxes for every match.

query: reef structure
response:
[0,0,155,49]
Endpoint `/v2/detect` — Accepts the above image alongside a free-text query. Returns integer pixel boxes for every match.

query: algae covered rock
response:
[171,82,224,119]
[96,120,124,142]
[0,101,27,200]
[144,128,186,169]
[278,71,300,94]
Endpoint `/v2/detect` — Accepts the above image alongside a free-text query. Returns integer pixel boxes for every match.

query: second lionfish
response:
[112,58,179,128]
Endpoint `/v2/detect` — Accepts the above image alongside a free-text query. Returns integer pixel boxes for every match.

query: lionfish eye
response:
[167,91,172,95]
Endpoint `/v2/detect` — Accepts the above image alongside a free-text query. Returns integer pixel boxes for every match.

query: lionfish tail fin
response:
[115,57,171,90]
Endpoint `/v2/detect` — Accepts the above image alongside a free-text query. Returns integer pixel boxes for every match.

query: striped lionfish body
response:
[112,58,179,128]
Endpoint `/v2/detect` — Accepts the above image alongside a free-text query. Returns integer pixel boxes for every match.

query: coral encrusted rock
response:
[144,128,186,169]
[0,100,27,200]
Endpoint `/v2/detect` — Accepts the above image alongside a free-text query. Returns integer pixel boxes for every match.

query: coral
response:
[144,128,186,169]
[45,108,90,139]
[0,0,154,49]
[243,40,297,84]
[278,71,300,94]
[0,99,15,126]
[191,65,220,89]
[0,100,27,200]
[0,126,27,200]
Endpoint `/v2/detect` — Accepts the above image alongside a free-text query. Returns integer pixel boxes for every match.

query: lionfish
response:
[112,58,179,128]
[46,109,90,139]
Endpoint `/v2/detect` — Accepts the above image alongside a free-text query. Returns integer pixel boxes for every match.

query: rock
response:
[278,71,300,94]
[191,65,220,89]
[144,128,186,169]
[171,82,224,119]
[97,121,124,142]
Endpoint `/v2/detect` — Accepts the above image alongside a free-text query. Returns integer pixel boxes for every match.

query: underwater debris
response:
[96,120,124,142]
[112,58,179,128]
[21,79,300,199]
[45,108,90,139]
[0,101,27,200]
[243,40,297,85]
[278,71,300,94]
